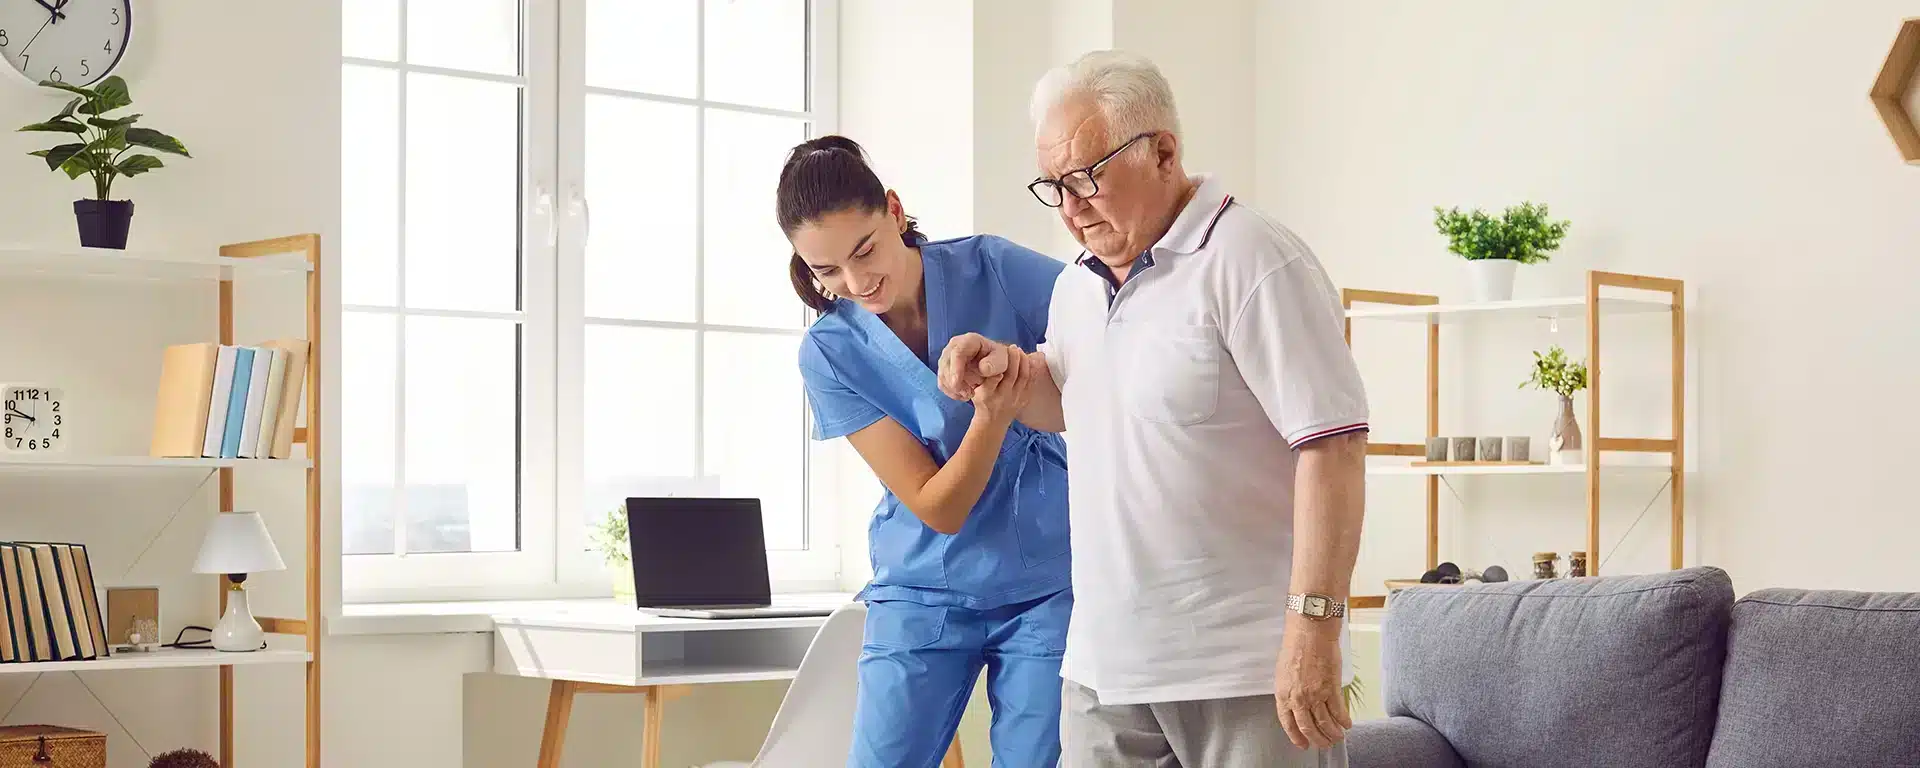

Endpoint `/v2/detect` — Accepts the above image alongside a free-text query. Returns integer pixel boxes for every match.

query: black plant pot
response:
[73,199,134,249]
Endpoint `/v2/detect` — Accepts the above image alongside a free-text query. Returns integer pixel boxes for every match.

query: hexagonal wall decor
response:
[1872,18,1920,164]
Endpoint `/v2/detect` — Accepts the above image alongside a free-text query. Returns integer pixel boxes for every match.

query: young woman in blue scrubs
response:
[778,135,1072,768]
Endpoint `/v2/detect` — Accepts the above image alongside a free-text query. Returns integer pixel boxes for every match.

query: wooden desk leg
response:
[642,685,665,768]
[942,736,964,768]
[537,681,579,768]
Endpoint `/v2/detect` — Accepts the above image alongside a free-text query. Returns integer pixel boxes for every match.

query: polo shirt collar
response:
[1151,173,1234,256]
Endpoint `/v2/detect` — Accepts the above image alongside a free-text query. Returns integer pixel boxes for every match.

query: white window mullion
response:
[552,0,595,591]
[522,0,563,586]
[391,0,412,561]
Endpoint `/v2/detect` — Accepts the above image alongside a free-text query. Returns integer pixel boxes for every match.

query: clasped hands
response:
[935,333,1046,425]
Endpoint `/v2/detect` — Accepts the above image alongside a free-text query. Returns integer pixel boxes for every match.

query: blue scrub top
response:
[798,234,1071,611]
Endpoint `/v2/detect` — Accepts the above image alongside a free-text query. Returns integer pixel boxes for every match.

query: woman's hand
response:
[969,347,1035,427]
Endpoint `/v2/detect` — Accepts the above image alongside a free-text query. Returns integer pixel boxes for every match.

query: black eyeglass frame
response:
[1026,132,1159,208]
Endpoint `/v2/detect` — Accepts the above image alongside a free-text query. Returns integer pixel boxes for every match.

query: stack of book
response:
[0,542,108,663]
[148,340,310,459]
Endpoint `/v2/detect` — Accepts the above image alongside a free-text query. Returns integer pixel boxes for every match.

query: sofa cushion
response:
[1381,565,1733,768]
[1349,716,1464,768]
[1705,588,1920,768]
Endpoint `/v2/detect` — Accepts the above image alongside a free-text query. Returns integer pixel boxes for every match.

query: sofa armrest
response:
[1349,716,1464,768]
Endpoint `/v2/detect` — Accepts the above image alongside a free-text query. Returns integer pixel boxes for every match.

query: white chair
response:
[699,601,869,768]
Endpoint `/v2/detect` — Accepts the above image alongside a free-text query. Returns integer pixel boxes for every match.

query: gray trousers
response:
[1060,680,1349,768]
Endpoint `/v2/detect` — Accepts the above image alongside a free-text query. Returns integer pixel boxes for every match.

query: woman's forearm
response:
[900,413,1014,534]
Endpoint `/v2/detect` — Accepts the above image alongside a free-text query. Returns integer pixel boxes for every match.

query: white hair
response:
[1029,50,1181,145]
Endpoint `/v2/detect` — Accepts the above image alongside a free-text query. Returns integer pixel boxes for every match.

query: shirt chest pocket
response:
[1112,323,1222,425]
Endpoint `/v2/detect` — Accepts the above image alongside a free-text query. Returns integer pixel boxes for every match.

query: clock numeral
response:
[79,59,88,77]
[50,401,59,412]
[4,428,11,440]
[19,54,28,71]
[52,415,61,426]
[27,389,39,400]
[1,29,10,47]
[47,67,61,83]
[110,8,120,25]
[50,429,59,439]
[103,40,111,54]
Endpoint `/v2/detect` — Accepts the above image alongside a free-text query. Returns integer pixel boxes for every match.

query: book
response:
[219,346,256,459]
[68,545,106,659]
[253,347,289,458]
[149,342,220,458]
[202,345,238,458]
[236,347,272,459]
[16,544,67,661]
[261,338,310,459]
[49,546,93,660]
[1,545,33,662]
[0,546,16,663]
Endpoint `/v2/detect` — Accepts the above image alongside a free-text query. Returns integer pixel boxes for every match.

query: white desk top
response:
[335,592,857,636]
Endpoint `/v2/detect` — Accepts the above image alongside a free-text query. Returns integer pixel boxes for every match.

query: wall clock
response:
[0,0,133,88]
[2,384,67,453]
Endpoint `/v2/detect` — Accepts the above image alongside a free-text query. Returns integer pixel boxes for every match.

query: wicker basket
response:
[0,725,105,767]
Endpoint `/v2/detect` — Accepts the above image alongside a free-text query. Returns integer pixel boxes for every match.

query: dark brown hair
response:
[778,135,926,312]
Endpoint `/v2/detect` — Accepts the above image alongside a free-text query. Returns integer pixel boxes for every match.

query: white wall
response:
[1256,0,1920,596]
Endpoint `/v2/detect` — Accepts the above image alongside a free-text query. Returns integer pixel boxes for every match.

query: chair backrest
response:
[749,602,867,767]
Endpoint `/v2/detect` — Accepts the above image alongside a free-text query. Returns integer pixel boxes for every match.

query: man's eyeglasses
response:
[1027,132,1157,208]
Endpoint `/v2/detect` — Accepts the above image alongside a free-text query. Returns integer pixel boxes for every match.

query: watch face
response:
[1305,595,1328,615]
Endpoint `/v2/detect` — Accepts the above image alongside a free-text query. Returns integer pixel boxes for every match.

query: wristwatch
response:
[1287,592,1346,621]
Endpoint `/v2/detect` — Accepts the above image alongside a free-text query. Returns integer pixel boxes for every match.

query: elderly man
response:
[937,50,1368,767]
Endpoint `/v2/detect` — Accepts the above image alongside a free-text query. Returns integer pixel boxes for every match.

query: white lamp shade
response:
[193,511,286,575]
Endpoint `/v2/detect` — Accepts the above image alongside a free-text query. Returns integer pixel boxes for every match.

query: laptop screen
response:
[624,497,772,608]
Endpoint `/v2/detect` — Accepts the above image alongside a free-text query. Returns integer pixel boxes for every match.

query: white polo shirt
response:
[1040,173,1367,705]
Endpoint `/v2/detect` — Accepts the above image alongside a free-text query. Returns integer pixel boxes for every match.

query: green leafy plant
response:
[590,504,629,566]
[1520,345,1588,398]
[1343,675,1365,713]
[1432,201,1570,263]
[17,75,189,200]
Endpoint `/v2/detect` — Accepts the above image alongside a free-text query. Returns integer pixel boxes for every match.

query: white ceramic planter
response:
[1465,259,1519,302]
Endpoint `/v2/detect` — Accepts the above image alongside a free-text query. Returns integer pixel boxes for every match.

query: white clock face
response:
[2,385,65,452]
[0,0,132,88]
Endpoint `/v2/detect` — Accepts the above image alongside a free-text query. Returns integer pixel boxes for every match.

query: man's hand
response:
[1275,629,1350,750]
[937,333,1011,401]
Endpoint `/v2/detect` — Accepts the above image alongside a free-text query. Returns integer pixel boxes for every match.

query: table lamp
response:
[192,511,285,652]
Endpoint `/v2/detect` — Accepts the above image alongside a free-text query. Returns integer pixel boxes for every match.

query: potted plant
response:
[1521,345,1589,465]
[1432,201,1570,302]
[590,504,634,599]
[17,76,190,250]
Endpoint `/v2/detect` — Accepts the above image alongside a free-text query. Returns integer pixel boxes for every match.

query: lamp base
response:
[212,583,263,652]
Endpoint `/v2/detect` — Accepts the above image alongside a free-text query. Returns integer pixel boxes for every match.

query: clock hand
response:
[34,0,65,22]
[17,15,53,56]
[4,408,34,424]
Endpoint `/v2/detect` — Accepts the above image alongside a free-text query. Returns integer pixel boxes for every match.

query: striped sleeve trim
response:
[1289,422,1369,448]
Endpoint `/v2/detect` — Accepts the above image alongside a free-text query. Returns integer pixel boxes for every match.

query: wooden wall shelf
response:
[1872,17,1920,164]
[1342,270,1686,607]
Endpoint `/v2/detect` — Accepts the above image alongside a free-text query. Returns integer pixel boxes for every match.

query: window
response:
[342,0,841,601]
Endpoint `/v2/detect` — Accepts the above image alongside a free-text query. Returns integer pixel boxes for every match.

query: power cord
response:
[162,625,265,652]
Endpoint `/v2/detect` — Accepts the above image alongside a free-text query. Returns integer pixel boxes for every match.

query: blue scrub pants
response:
[848,588,1072,768]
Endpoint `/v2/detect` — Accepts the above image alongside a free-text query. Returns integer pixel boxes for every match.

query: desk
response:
[484,595,966,768]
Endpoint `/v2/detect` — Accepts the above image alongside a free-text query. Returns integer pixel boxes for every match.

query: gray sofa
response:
[1349,565,1920,768]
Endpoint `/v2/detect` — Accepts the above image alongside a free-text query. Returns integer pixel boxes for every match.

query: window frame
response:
[341,0,843,604]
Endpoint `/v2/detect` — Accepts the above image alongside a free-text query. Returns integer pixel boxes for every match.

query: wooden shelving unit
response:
[1342,270,1685,607]
[0,234,322,767]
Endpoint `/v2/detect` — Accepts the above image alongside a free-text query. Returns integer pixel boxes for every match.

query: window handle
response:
[534,186,557,247]
[567,185,590,245]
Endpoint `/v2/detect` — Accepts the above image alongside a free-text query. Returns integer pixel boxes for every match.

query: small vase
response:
[1550,394,1583,465]
[1464,259,1518,302]
[610,558,635,601]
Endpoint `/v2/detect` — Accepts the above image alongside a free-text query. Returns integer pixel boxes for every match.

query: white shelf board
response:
[0,246,311,281]
[635,659,801,686]
[0,648,310,674]
[1367,461,1670,476]
[1344,296,1671,324]
[0,454,310,470]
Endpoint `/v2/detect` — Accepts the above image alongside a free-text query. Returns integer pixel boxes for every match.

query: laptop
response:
[624,496,837,619]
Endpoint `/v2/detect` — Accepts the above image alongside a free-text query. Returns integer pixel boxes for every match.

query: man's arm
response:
[1276,430,1366,748]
